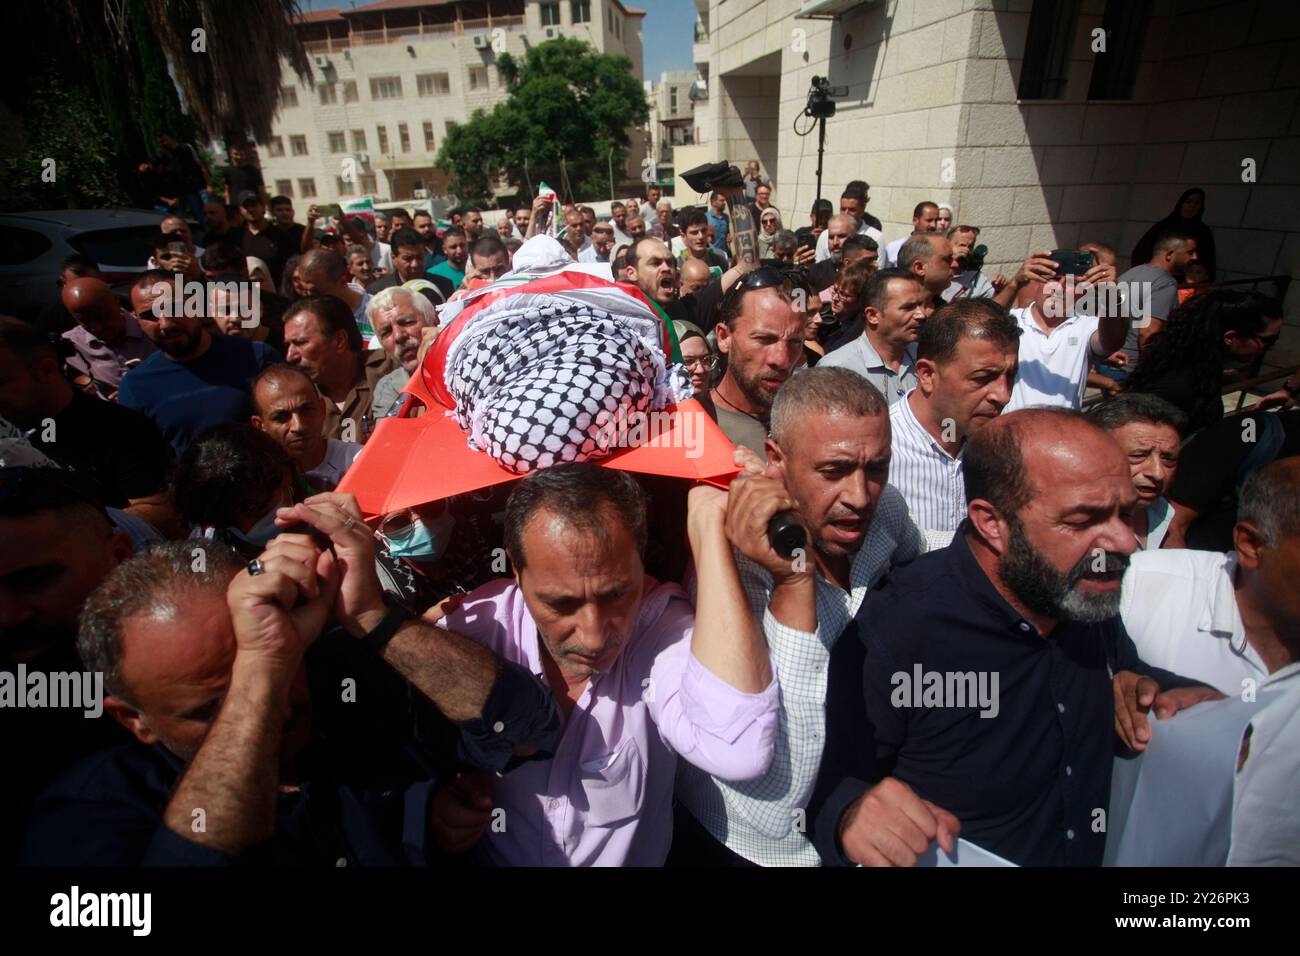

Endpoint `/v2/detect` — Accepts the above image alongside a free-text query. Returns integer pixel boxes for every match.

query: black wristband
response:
[361,601,413,657]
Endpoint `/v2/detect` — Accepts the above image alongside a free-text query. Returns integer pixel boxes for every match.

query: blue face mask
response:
[230,506,285,548]
[382,509,455,562]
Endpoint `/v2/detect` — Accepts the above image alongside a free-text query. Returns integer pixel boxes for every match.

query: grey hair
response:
[897,234,938,272]
[828,213,855,232]
[1086,393,1188,437]
[78,540,244,703]
[365,285,437,326]
[504,463,647,571]
[1238,459,1300,547]
[300,248,350,283]
[773,229,797,247]
[770,367,887,448]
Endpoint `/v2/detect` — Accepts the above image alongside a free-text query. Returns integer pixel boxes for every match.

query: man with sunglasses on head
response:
[709,267,807,458]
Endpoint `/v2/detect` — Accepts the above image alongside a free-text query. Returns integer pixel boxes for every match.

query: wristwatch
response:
[361,599,414,657]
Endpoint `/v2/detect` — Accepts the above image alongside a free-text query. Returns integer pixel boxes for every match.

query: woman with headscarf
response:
[936,203,953,234]
[1130,187,1217,279]
[755,207,783,258]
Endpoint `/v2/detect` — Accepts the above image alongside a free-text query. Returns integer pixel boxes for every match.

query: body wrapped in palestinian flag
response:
[337,236,737,518]
[431,236,691,473]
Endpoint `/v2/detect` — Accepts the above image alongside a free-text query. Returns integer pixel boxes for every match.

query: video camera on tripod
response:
[805,76,849,119]
[801,77,849,204]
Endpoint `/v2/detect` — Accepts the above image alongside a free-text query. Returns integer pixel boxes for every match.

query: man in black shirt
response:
[1166,408,1300,550]
[221,142,267,206]
[366,229,444,308]
[201,199,235,246]
[794,198,834,255]
[619,236,751,331]
[156,132,211,225]
[237,191,293,287]
[269,195,307,254]
[811,408,1217,867]
[0,467,134,864]
[0,318,171,515]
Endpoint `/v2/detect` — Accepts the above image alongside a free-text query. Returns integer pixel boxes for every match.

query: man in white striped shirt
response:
[889,299,1021,543]
[675,367,924,866]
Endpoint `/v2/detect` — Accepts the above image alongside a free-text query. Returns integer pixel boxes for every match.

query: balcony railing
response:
[299,14,525,52]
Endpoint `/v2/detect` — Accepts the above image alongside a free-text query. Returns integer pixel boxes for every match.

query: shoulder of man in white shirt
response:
[1119,547,1236,642]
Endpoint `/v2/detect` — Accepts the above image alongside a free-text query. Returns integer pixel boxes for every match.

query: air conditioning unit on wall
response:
[472,34,490,49]
[544,27,560,40]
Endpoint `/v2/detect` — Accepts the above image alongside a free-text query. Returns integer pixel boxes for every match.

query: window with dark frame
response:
[1018,0,1082,100]
[1087,0,1152,101]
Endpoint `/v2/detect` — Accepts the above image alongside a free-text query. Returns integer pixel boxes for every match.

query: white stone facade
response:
[257,0,645,206]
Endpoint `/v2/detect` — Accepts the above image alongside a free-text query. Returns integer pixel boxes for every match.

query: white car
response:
[0,209,167,319]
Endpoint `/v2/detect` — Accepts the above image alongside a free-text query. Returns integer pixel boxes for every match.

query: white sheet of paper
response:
[1104,696,1263,867]
[915,838,1018,868]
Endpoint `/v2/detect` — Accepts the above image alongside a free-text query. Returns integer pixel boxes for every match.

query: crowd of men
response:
[2,148,1298,868]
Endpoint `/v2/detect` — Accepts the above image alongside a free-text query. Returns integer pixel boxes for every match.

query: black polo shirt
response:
[810,526,1198,867]
[29,391,171,507]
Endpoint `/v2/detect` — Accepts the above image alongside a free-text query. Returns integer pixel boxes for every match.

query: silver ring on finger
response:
[342,514,356,531]
[247,558,265,577]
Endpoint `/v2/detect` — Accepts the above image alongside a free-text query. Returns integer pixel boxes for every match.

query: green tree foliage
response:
[3,0,310,211]
[436,38,648,206]
[0,73,130,211]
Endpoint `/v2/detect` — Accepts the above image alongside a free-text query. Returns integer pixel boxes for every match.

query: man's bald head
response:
[965,409,1137,624]
[966,408,1125,517]
[251,363,318,416]
[298,249,350,295]
[62,277,125,343]
[679,257,712,296]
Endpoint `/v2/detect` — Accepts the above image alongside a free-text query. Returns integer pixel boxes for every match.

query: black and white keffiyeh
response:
[440,238,691,474]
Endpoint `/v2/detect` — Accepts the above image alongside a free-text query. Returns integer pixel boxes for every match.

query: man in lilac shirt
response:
[435,463,780,866]
[60,278,156,397]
